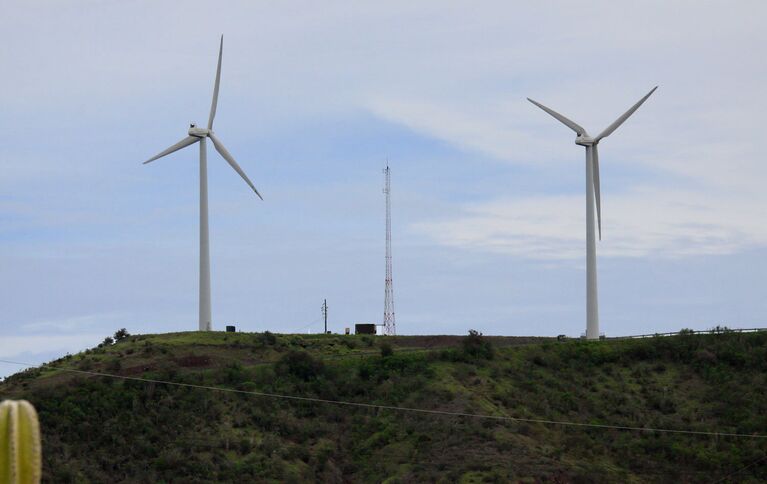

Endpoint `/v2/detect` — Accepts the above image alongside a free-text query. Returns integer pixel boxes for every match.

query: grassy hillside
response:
[1,329,766,483]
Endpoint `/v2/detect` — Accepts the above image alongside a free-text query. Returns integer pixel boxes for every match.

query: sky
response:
[2,1,767,378]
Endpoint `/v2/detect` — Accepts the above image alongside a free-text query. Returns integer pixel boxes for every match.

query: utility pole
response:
[322,299,328,334]
[383,165,396,336]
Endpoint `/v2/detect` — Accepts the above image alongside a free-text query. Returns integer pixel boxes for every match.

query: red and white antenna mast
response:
[383,165,396,336]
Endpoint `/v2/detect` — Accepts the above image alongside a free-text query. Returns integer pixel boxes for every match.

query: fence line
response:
[608,327,767,340]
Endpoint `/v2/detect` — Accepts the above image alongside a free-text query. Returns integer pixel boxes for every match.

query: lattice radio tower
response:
[382,165,396,336]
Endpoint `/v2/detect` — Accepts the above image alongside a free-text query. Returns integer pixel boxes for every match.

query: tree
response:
[102,336,114,346]
[114,328,130,342]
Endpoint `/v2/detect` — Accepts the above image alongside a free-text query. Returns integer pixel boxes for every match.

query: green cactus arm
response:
[0,400,42,484]
[0,401,10,482]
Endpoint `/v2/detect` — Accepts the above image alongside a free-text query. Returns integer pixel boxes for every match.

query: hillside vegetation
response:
[1,329,766,483]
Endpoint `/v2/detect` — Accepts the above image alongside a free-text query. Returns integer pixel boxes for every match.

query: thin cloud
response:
[20,312,127,332]
[414,187,767,260]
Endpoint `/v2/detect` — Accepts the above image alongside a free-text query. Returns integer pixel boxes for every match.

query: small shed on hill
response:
[355,323,377,335]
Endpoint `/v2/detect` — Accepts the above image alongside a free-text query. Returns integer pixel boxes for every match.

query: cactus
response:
[0,400,42,484]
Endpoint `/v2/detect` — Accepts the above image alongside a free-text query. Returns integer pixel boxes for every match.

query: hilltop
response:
[1,330,766,483]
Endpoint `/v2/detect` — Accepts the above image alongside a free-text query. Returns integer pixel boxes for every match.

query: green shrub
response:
[462,330,494,360]
[380,342,393,358]
[276,351,324,381]
[259,331,277,346]
[220,362,248,386]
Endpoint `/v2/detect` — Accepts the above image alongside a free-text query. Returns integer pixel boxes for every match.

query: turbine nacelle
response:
[575,135,595,147]
[188,124,211,138]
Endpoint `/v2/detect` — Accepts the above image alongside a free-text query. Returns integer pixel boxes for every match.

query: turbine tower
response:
[527,87,657,340]
[143,36,263,331]
[383,165,396,336]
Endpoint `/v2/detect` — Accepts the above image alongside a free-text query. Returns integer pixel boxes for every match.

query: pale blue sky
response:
[2,1,767,377]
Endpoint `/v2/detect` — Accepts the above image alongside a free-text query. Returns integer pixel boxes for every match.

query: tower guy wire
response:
[383,165,396,336]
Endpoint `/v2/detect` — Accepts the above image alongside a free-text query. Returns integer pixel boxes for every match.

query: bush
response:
[380,342,394,358]
[107,359,122,372]
[259,331,277,346]
[341,338,358,350]
[276,351,324,381]
[462,330,494,360]
[220,363,248,386]
[102,336,114,346]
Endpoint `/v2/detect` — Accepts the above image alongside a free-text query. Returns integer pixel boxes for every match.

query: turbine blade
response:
[143,136,199,164]
[527,98,587,135]
[595,86,658,142]
[208,132,263,200]
[592,145,602,240]
[207,35,224,130]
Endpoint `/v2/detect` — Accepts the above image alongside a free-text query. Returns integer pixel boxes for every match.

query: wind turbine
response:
[143,36,262,331]
[527,86,657,340]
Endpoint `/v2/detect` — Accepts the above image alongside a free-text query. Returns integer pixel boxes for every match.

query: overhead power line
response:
[1,358,765,440]
[712,454,767,483]
[289,315,324,333]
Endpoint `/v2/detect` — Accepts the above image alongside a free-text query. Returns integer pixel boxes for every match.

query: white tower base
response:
[199,138,212,331]
[585,146,599,340]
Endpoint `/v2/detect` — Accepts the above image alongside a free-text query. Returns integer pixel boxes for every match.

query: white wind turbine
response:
[527,86,657,340]
[143,36,262,331]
